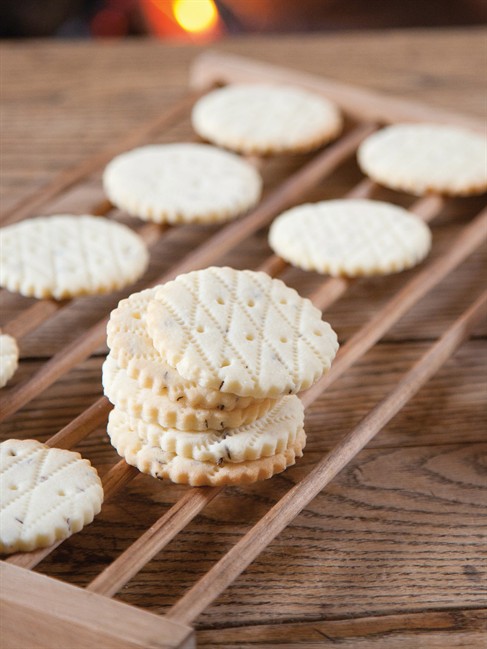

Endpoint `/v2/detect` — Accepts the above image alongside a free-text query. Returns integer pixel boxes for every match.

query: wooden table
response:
[1,29,486,647]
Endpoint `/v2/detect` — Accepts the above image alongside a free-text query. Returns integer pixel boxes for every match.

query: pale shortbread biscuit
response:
[357,123,487,196]
[108,416,306,487]
[0,332,19,388]
[0,215,149,300]
[102,354,274,432]
[107,287,265,411]
[146,267,338,399]
[0,439,103,554]
[269,199,432,277]
[103,143,262,225]
[109,395,303,463]
[192,84,343,155]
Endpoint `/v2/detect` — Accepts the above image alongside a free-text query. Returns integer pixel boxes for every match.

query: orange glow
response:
[173,0,218,33]
[142,0,220,40]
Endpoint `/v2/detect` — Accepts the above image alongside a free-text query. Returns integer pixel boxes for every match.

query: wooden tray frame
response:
[1,51,486,649]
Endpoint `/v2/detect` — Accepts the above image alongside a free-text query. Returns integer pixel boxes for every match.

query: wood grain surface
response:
[1,29,486,648]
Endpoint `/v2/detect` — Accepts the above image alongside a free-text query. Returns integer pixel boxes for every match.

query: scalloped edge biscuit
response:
[192,84,343,155]
[0,332,19,389]
[146,267,339,399]
[108,395,303,463]
[103,143,262,225]
[0,439,103,554]
[107,287,264,411]
[357,123,487,196]
[102,354,275,432]
[269,199,432,277]
[108,417,306,487]
[0,215,149,300]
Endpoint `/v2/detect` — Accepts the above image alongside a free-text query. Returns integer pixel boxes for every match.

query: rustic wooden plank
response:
[197,609,487,647]
[0,563,194,649]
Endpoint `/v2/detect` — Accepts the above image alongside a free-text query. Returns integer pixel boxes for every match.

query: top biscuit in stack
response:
[104,267,338,486]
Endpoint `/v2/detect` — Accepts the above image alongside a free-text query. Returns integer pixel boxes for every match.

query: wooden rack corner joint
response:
[1,51,485,649]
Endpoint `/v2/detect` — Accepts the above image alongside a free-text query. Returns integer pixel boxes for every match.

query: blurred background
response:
[1,0,486,40]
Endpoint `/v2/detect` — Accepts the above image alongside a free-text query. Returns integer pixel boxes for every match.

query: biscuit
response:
[107,287,262,411]
[192,84,343,155]
[0,215,149,300]
[102,354,275,431]
[357,123,487,196]
[269,199,432,277]
[108,416,306,487]
[0,332,19,388]
[108,395,303,463]
[146,267,339,399]
[103,143,262,225]
[0,439,103,554]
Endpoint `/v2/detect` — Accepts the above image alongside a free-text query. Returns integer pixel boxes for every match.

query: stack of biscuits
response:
[103,266,339,486]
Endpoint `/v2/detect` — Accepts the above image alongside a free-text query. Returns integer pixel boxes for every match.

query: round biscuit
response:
[108,395,303,464]
[103,143,262,224]
[269,199,432,277]
[108,419,306,487]
[0,439,103,554]
[107,287,263,411]
[0,215,149,300]
[146,267,339,399]
[0,332,19,388]
[357,123,487,196]
[102,354,275,431]
[192,84,343,155]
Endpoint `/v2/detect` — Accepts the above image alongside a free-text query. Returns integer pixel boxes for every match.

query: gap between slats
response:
[0,123,375,423]
[7,201,486,573]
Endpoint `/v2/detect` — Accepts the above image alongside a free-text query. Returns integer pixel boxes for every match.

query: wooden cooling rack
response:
[1,51,486,648]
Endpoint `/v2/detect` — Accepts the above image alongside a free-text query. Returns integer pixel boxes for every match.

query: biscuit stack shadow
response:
[103,267,339,487]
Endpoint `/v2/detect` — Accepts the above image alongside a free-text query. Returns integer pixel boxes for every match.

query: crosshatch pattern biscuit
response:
[357,123,487,196]
[108,417,306,487]
[146,267,339,399]
[0,215,149,300]
[269,199,432,277]
[191,84,343,155]
[103,143,262,225]
[0,439,103,554]
[102,355,275,431]
[107,287,263,411]
[0,332,19,388]
[109,395,303,464]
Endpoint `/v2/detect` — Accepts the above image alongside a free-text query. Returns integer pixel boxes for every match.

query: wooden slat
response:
[0,123,373,423]
[196,609,487,647]
[1,563,194,649]
[167,290,487,626]
[190,51,484,132]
